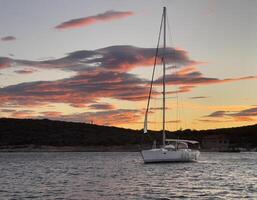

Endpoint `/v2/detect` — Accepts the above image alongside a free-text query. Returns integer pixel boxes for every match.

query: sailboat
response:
[141,7,200,163]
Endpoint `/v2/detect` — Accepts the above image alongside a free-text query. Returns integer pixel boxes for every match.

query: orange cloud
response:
[38,109,143,126]
[0,57,12,69]
[155,66,257,94]
[40,111,63,118]
[11,110,34,118]
[55,10,134,30]
[234,116,255,122]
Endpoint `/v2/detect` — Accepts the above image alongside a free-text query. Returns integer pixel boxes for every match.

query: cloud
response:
[88,103,115,110]
[164,85,196,95]
[206,111,226,117]
[0,45,256,111]
[230,107,257,117]
[1,107,143,126]
[0,45,198,73]
[11,110,34,118]
[229,107,257,122]
[39,109,142,126]
[189,96,210,99]
[14,68,38,74]
[1,36,16,41]
[1,109,15,113]
[40,111,63,117]
[57,46,197,72]
[82,109,143,125]
[94,46,199,72]
[148,106,170,111]
[55,10,134,30]
[0,57,12,69]
[0,70,149,107]
[233,116,255,122]
[201,107,257,122]
[0,45,199,107]
[198,119,230,123]
[155,66,257,94]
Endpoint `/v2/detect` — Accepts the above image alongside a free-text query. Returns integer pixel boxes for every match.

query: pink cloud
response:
[156,66,257,94]
[0,46,198,74]
[0,45,256,111]
[1,64,256,109]
[0,70,149,108]
[55,10,134,30]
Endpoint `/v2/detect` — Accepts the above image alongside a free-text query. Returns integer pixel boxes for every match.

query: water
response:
[0,152,256,200]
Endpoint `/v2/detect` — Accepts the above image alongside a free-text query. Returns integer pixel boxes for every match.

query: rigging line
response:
[181,95,187,130]
[176,83,179,130]
[153,90,157,131]
[144,10,164,132]
[166,13,174,50]
[167,11,180,131]
[167,12,183,132]
[162,7,166,146]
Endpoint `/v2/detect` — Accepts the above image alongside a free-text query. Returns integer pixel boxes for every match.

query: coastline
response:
[0,145,142,152]
[1,145,256,152]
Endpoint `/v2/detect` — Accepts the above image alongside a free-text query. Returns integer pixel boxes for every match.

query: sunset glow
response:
[0,0,256,130]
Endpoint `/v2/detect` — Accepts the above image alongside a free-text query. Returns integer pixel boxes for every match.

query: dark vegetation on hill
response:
[0,118,257,149]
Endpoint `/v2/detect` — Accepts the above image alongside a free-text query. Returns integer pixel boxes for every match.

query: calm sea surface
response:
[0,152,256,200]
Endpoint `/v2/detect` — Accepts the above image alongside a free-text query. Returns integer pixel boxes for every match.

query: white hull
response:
[141,148,200,163]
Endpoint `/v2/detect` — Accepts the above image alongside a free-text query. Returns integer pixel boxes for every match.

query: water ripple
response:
[0,152,257,199]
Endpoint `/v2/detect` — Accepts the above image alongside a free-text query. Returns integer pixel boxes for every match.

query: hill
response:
[0,118,257,151]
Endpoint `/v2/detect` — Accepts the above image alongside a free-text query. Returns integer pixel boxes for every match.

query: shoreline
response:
[0,145,142,152]
[1,145,256,152]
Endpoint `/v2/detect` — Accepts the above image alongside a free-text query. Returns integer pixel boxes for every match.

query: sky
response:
[0,0,257,130]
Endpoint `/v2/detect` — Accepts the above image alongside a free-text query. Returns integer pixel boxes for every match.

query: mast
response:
[162,6,166,147]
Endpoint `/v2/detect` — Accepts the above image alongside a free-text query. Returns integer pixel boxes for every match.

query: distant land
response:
[0,118,257,152]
